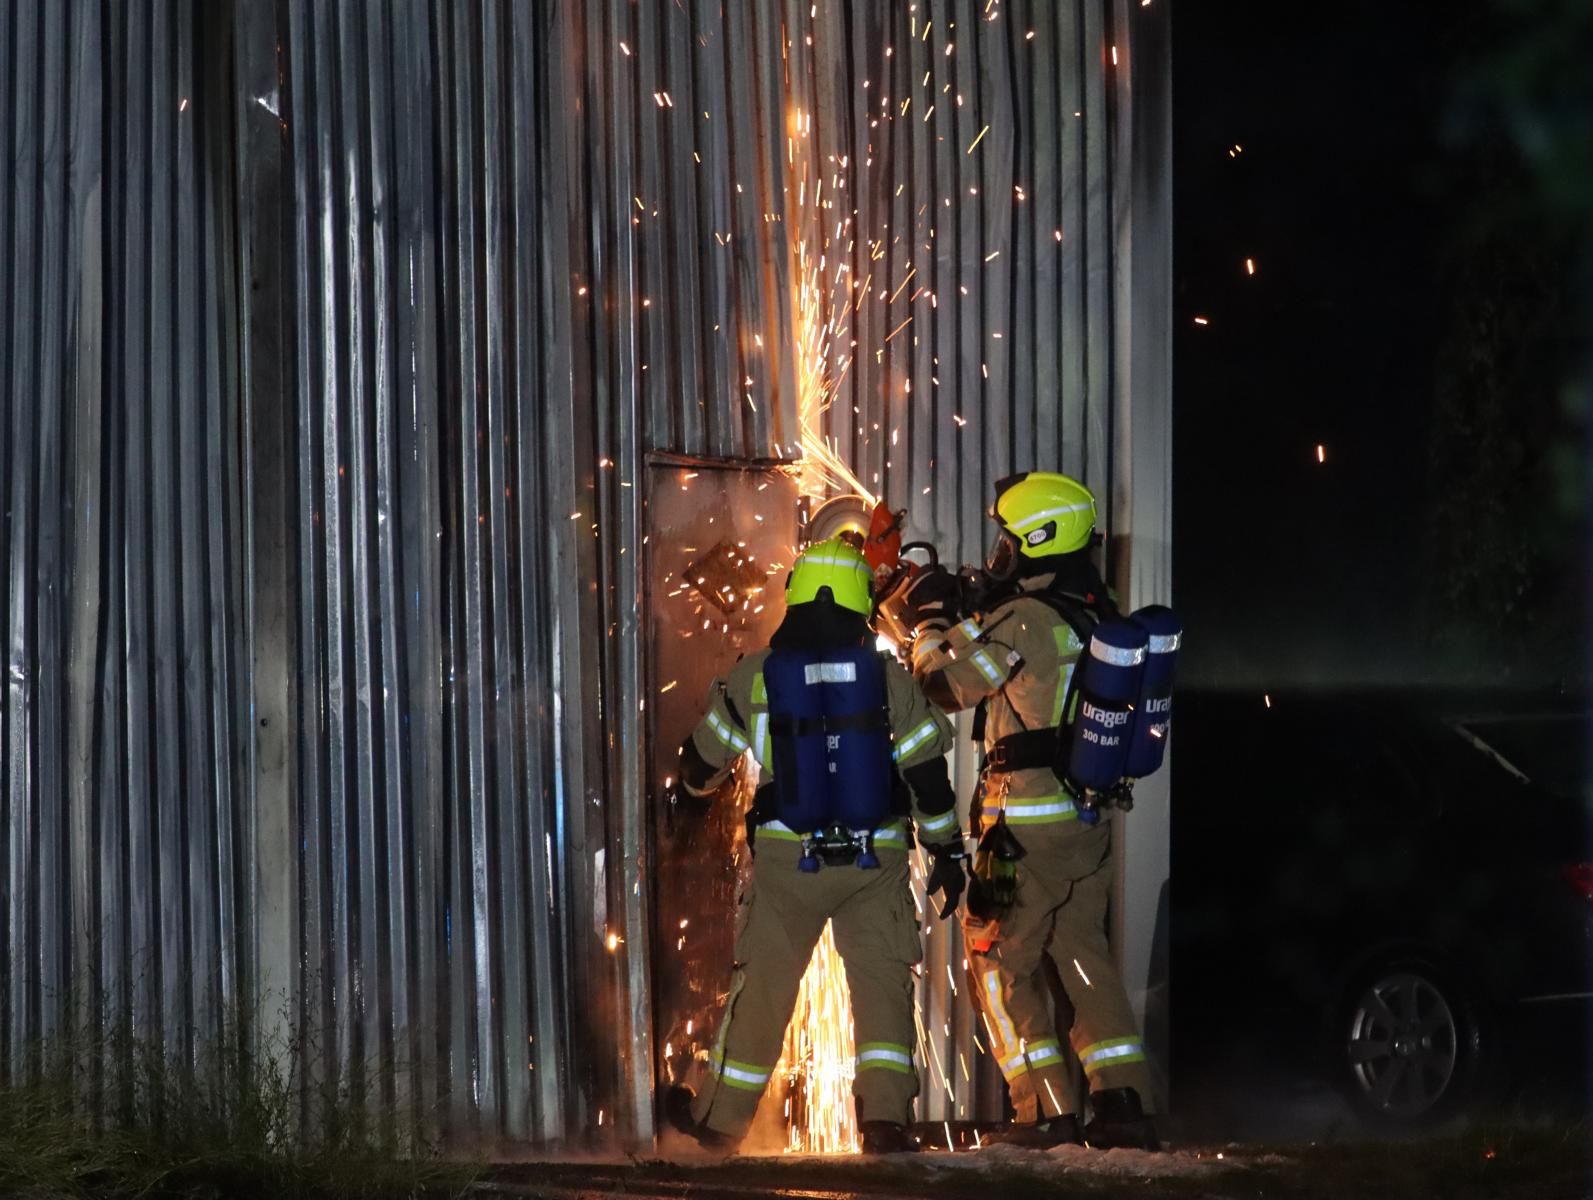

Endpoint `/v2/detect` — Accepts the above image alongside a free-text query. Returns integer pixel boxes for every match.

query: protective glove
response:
[924,842,969,920]
[901,564,962,632]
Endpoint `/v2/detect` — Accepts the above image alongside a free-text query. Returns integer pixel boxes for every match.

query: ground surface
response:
[481,1123,1592,1200]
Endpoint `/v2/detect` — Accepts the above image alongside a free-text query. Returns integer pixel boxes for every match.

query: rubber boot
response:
[980,1114,1083,1149]
[859,1120,917,1154]
[662,1085,739,1154]
[1083,1087,1159,1151]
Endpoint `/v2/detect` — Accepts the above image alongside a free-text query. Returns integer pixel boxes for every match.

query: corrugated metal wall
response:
[2,0,1170,1150]
[1,0,248,1091]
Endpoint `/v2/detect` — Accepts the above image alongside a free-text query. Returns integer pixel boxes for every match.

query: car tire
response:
[1333,952,1489,1127]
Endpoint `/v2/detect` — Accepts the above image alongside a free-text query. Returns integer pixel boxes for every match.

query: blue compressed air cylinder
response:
[763,646,892,835]
[1124,606,1181,779]
[1065,619,1149,792]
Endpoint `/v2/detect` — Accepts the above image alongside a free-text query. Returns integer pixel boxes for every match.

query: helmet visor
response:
[985,528,1022,580]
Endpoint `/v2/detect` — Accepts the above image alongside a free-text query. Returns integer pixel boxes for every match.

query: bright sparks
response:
[773,922,858,1154]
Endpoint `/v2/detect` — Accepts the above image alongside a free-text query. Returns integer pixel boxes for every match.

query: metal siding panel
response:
[659,4,704,454]
[235,0,300,1118]
[64,0,107,1077]
[1059,0,1089,481]
[691,0,737,460]
[1082,0,1112,504]
[1030,0,1063,464]
[508,0,570,1141]
[1110,0,1173,1062]
[5,0,42,1072]
[0,7,12,1073]
[358,0,407,1120]
[391,0,447,1135]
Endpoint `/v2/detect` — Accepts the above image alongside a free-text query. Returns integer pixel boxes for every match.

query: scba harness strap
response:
[980,589,1102,777]
[766,709,891,739]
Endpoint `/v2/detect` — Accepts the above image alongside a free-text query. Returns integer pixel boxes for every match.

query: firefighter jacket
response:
[912,586,1090,832]
[683,647,960,849]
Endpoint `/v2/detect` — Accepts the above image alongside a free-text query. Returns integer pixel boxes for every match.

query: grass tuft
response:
[0,1020,477,1200]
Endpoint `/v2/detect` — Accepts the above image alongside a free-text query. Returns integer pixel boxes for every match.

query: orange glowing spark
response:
[1245,257,1256,275]
[966,125,989,154]
[883,315,914,343]
[1193,315,1210,326]
[1316,444,1326,463]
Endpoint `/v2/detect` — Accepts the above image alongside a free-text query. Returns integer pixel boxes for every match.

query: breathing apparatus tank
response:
[1063,619,1149,796]
[763,646,893,871]
[1124,606,1181,779]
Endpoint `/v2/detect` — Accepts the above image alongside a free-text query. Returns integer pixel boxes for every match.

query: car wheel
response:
[1337,958,1484,1125]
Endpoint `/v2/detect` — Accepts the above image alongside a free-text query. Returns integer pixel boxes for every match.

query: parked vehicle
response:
[1171,690,1592,1127]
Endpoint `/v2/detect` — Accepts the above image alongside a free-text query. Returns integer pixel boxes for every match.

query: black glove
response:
[924,842,969,920]
[902,565,962,630]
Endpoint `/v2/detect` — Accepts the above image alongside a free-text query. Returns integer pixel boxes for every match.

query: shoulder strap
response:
[1017,589,1099,648]
[983,591,1106,775]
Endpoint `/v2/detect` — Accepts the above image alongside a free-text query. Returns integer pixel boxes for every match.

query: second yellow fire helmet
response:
[986,471,1097,579]
[785,536,875,617]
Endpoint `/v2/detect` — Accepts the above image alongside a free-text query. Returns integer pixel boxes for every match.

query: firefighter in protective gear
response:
[905,473,1160,1151]
[664,538,964,1155]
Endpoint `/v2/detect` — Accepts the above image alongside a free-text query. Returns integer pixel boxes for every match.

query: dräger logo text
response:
[1081,700,1130,728]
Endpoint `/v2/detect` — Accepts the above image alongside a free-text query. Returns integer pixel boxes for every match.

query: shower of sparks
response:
[773,922,859,1154]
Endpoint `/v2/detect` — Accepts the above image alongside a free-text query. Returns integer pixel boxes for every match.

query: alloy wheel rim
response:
[1346,971,1459,1117]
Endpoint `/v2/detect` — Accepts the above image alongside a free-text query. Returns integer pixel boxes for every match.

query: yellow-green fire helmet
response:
[786,536,874,616]
[987,472,1097,577]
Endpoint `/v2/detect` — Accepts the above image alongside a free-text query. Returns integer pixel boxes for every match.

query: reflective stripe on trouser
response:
[856,1041,915,1076]
[964,822,1156,1119]
[693,839,923,1137]
[1079,1036,1147,1074]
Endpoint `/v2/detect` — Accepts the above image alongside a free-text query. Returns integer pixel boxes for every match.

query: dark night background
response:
[1166,0,1593,1141]
[1172,0,1592,693]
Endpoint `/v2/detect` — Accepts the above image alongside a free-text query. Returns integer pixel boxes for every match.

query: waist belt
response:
[985,727,1060,774]
[767,710,891,738]
[758,819,910,846]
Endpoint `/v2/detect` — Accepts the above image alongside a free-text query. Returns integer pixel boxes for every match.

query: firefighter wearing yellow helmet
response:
[663,537,963,1155]
[897,472,1161,1151]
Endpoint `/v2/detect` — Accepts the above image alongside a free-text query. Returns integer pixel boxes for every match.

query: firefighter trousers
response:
[692,835,923,1138]
[967,820,1156,1121]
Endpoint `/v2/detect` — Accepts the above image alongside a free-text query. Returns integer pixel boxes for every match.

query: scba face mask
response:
[984,527,1023,582]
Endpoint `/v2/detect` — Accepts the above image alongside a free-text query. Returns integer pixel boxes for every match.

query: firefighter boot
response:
[981,1114,1084,1149]
[663,1086,738,1155]
[859,1120,917,1154]
[1084,1087,1160,1151]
